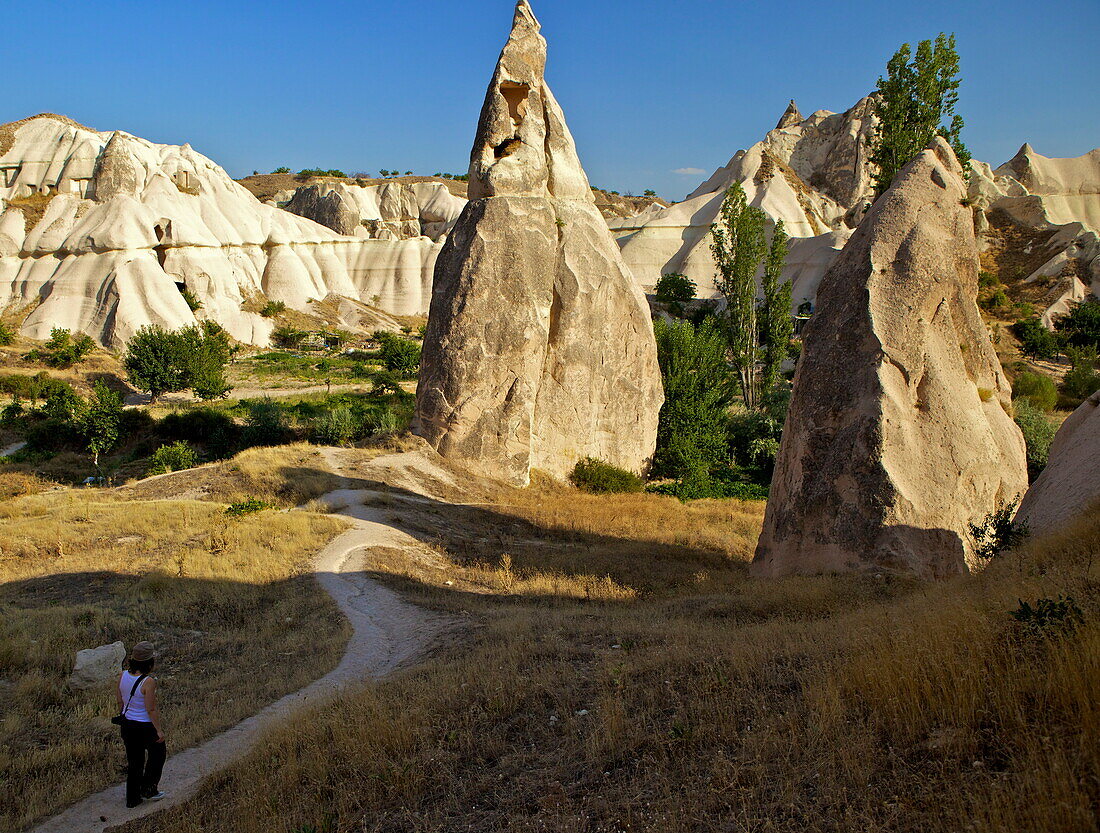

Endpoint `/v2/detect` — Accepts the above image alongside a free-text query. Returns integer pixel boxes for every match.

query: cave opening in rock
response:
[153,221,171,269]
[500,81,530,130]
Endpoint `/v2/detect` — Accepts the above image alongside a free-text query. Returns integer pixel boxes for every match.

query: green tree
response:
[81,381,122,467]
[651,317,736,485]
[1054,298,1100,350]
[710,183,790,410]
[0,322,14,346]
[1060,345,1100,403]
[1012,398,1057,481]
[124,326,188,401]
[179,321,232,400]
[870,33,970,196]
[758,219,792,396]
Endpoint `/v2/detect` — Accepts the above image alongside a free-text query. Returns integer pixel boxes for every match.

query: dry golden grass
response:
[0,489,348,831]
[118,444,345,508]
[120,480,1099,833]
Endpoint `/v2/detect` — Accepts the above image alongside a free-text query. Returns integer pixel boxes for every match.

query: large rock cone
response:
[1016,390,1100,536]
[413,1,663,485]
[754,138,1028,578]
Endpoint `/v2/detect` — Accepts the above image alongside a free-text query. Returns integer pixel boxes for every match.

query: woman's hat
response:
[131,641,156,662]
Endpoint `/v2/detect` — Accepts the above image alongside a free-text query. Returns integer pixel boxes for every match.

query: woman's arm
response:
[114,674,124,712]
[143,679,165,742]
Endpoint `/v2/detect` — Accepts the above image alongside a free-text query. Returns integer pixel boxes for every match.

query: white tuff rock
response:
[67,641,126,690]
[754,138,1028,578]
[414,0,663,486]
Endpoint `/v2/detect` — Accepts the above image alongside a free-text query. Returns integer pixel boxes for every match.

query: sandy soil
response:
[29,449,459,833]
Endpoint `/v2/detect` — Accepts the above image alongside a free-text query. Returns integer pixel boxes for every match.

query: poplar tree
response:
[710,184,791,410]
[871,33,970,195]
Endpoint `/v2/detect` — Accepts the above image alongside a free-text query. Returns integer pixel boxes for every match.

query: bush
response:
[0,322,14,346]
[654,273,697,314]
[1013,398,1057,480]
[272,167,291,174]
[310,407,356,446]
[1011,372,1057,412]
[260,300,287,318]
[125,322,231,401]
[271,326,307,349]
[969,500,1029,561]
[569,458,644,494]
[376,333,422,377]
[652,318,736,483]
[296,168,347,179]
[148,441,199,475]
[1011,317,1059,361]
[24,328,96,368]
[648,476,768,502]
[241,399,292,447]
[1009,596,1084,639]
[159,408,240,453]
[1052,297,1100,350]
[1059,345,1100,403]
[225,498,273,517]
[180,289,202,312]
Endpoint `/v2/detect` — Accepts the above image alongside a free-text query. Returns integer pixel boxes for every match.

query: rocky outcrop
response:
[284,179,467,241]
[1016,390,1100,536]
[754,138,1028,579]
[610,95,878,305]
[0,115,444,346]
[968,145,1100,326]
[67,641,125,690]
[414,0,663,486]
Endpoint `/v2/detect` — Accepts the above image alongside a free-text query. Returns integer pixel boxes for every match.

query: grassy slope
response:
[118,467,1099,833]
[0,469,349,831]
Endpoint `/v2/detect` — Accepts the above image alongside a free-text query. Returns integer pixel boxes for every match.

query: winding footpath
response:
[30,453,451,833]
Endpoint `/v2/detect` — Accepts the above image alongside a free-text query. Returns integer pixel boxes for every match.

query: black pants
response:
[120,720,165,806]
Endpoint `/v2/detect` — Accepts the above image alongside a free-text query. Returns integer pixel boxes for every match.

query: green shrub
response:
[260,300,287,318]
[159,408,240,456]
[272,166,291,174]
[1011,317,1059,361]
[376,333,422,377]
[225,497,273,517]
[180,289,202,312]
[652,318,736,483]
[1060,345,1100,403]
[1012,398,1057,480]
[980,288,1010,312]
[1011,372,1057,412]
[148,441,199,475]
[1009,596,1084,639]
[978,271,1000,289]
[241,399,292,447]
[0,322,14,346]
[654,273,697,315]
[24,328,96,368]
[648,477,768,502]
[271,326,307,349]
[1053,298,1100,350]
[968,499,1029,561]
[310,407,356,446]
[569,458,644,494]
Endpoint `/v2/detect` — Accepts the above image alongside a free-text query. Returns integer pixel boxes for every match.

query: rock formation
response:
[968,144,1100,327]
[1016,390,1100,536]
[0,115,444,346]
[67,641,126,690]
[754,138,1028,579]
[610,95,879,307]
[284,179,467,241]
[414,0,663,486]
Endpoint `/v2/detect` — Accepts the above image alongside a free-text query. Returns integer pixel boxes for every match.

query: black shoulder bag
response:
[111,674,148,726]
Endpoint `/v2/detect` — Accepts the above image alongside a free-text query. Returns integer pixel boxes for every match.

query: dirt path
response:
[1,441,26,457]
[30,451,454,833]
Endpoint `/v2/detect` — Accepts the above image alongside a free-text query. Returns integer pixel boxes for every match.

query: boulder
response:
[1016,390,1100,536]
[413,0,663,486]
[753,138,1028,578]
[67,641,125,690]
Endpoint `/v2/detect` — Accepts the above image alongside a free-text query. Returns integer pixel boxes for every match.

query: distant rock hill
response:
[611,99,1100,328]
[0,115,442,347]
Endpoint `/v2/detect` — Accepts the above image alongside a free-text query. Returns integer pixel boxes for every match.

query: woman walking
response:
[115,641,167,808]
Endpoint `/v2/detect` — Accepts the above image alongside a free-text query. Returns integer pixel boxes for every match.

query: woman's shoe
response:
[145,791,167,801]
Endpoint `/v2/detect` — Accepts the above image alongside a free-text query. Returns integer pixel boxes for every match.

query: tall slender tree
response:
[871,33,970,196]
[710,184,791,410]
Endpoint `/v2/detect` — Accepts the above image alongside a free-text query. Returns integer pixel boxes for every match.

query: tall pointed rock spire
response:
[413,0,663,486]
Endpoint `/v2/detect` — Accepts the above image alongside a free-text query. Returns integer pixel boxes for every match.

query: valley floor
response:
[2,444,1097,833]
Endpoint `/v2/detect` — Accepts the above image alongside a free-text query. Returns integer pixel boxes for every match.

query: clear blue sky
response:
[5,0,1098,200]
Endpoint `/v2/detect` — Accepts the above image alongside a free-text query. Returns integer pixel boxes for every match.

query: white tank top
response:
[120,670,152,721]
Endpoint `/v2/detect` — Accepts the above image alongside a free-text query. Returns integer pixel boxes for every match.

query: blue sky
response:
[5,0,1098,199]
